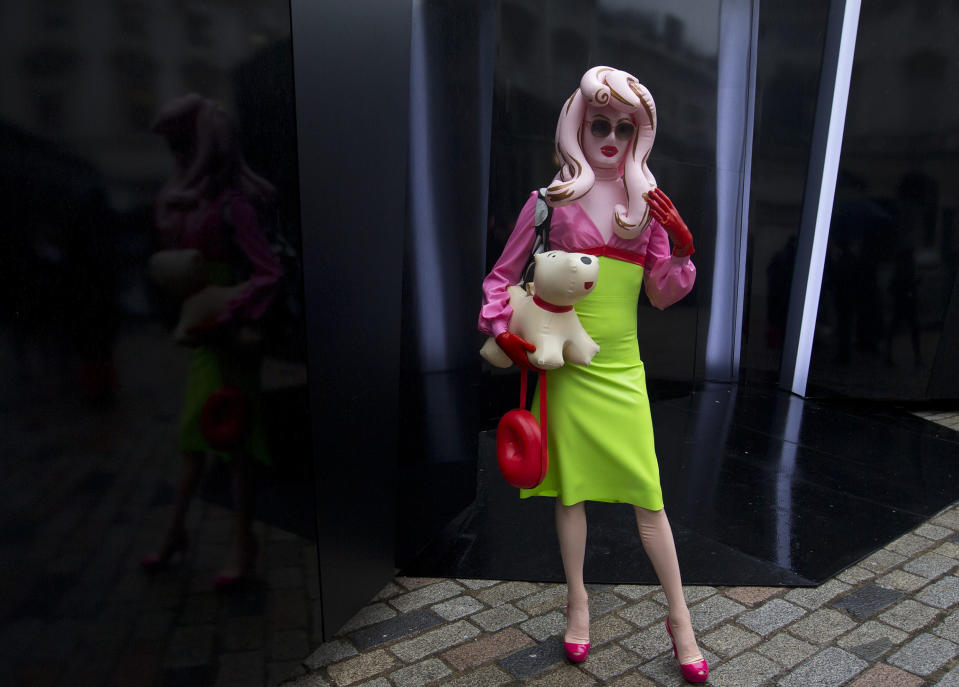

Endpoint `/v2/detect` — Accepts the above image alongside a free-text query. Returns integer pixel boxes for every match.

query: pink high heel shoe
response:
[564,604,590,663]
[666,617,708,683]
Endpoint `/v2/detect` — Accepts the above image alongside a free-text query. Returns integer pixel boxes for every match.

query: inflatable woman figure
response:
[142,94,283,589]
[479,67,706,681]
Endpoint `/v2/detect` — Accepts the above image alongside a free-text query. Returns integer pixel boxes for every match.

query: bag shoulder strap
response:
[520,187,553,288]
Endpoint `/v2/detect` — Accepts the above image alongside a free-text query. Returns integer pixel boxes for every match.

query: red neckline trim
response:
[579,245,646,266]
[533,294,574,313]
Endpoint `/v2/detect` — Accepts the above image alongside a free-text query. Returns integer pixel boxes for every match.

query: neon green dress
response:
[522,256,663,509]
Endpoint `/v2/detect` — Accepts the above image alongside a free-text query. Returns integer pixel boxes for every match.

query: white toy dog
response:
[481,250,600,370]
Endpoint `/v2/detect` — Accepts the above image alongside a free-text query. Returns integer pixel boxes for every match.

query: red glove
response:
[646,188,695,256]
[495,331,541,370]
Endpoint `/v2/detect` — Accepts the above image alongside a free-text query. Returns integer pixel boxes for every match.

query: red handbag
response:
[497,368,548,489]
[200,385,251,451]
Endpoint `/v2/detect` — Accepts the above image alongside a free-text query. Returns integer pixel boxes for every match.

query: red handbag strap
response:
[519,368,548,470]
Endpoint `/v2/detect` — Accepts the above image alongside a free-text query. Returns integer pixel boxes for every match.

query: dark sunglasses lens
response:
[615,122,635,140]
[590,120,611,138]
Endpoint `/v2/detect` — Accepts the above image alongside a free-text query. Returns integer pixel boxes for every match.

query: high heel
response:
[563,603,590,663]
[214,537,258,591]
[140,529,188,571]
[666,617,708,683]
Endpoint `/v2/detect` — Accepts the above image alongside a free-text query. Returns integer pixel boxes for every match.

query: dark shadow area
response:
[401,383,959,586]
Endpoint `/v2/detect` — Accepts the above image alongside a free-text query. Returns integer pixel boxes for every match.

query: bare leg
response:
[556,500,589,643]
[219,454,258,580]
[142,451,204,567]
[634,506,703,664]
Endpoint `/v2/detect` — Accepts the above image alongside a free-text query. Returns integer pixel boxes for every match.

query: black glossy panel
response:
[808,1,959,399]
[741,1,831,386]
[403,386,959,585]
[0,0,318,681]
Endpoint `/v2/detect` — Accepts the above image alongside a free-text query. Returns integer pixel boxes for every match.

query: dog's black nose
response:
[580,256,592,265]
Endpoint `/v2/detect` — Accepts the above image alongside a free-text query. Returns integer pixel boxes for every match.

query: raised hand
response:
[645,188,695,256]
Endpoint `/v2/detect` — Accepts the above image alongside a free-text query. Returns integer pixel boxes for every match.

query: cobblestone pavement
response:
[286,501,959,687]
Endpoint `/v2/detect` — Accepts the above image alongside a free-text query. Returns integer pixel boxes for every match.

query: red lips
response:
[601,146,618,157]
[585,281,594,289]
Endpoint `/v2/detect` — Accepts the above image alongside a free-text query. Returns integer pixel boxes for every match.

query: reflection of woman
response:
[142,95,282,587]
[479,67,706,681]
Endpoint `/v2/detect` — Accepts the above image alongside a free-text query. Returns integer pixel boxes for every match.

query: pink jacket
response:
[479,191,695,336]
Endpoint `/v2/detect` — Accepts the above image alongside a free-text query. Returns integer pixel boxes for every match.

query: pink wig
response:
[546,66,657,238]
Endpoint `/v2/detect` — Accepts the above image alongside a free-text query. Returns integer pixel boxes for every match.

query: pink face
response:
[581,105,635,172]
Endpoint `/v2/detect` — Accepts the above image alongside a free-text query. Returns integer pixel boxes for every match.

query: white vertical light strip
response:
[789,0,861,395]
[706,0,756,381]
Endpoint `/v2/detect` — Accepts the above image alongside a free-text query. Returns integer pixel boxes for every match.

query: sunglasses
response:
[588,118,636,141]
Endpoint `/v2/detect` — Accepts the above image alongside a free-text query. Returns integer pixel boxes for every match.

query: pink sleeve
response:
[478,192,538,336]
[643,219,696,310]
[221,198,284,323]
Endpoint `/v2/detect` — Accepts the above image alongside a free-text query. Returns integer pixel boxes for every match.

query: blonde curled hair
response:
[546,66,657,238]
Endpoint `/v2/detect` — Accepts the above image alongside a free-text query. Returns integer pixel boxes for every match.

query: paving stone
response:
[887,533,936,557]
[777,647,867,687]
[887,633,959,676]
[372,582,403,601]
[526,665,597,687]
[847,663,924,687]
[831,584,902,619]
[304,640,358,670]
[286,672,331,686]
[932,608,959,643]
[878,599,940,632]
[935,540,959,559]
[520,611,566,642]
[903,553,957,579]
[835,620,908,660]
[918,576,959,609]
[389,581,464,613]
[347,610,444,650]
[389,620,481,663]
[876,569,927,593]
[916,523,954,541]
[589,590,627,617]
[701,624,760,657]
[591,613,635,647]
[515,585,567,614]
[441,627,533,671]
[163,624,216,667]
[737,599,806,635]
[605,673,658,687]
[836,566,875,585]
[618,600,668,628]
[438,663,512,687]
[497,636,566,679]
[270,629,309,662]
[754,632,818,668]
[431,596,485,621]
[953,532,959,544]
[389,658,451,687]
[395,577,442,591]
[721,586,781,607]
[708,651,780,687]
[471,603,528,632]
[789,609,858,645]
[690,595,747,632]
[327,649,398,686]
[931,507,959,530]
[784,580,851,610]
[612,584,658,601]
[475,581,540,607]
[339,603,398,634]
[860,549,908,574]
[582,644,642,681]
[651,586,716,607]
[620,622,672,660]
[456,578,500,590]
[936,664,959,687]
